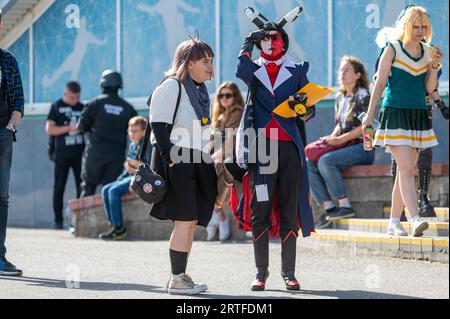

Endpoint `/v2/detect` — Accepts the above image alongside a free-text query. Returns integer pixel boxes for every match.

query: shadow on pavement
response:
[0,276,164,294]
[0,276,423,299]
[267,289,421,299]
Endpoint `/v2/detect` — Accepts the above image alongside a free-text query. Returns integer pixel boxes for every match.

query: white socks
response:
[323,201,335,211]
[389,217,401,226]
[411,215,421,223]
[338,197,352,209]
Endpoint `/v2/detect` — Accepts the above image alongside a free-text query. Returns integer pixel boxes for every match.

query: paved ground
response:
[1,228,448,299]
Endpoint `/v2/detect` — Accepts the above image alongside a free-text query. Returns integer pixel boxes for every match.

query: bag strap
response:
[246,79,258,106]
[139,77,182,162]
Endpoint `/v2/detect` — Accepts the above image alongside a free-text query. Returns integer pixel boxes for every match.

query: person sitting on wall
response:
[307,56,375,229]
[98,116,147,241]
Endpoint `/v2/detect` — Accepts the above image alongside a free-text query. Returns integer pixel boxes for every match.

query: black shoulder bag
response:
[131,77,182,205]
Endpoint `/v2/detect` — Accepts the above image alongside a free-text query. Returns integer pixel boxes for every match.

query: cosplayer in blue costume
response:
[234,6,315,291]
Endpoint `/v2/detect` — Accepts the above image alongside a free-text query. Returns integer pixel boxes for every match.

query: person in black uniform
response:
[46,82,85,229]
[77,70,137,197]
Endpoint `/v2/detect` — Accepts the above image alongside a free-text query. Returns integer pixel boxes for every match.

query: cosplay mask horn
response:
[244,7,269,28]
[244,6,303,29]
[277,6,303,28]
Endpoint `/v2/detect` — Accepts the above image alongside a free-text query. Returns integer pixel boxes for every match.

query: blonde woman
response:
[207,82,244,241]
[363,5,443,237]
[149,38,217,295]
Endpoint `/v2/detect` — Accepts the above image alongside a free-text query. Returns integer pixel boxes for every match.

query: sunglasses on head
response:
[219,93,235,100]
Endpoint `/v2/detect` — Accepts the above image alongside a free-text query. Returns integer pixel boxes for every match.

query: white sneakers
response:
[219,215,231,241]
[387,218,429,237]
[206,211,231,241]
[387,223,408,237]
[167,273,208,295]
[206,211,220,241]
[412,218,429,237]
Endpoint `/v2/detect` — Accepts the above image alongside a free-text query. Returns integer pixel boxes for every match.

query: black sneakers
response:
[0,258,23,277]
[326,207,356,221]
[316,207,339,229]
[54,221,64,230]
[99,226,128,241]
[316,215,332,229]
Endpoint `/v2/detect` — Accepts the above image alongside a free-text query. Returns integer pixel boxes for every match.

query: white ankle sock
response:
[338,197,351,208]
[323,201,335,210]
[389,218,400,226]
[411,215,420,223]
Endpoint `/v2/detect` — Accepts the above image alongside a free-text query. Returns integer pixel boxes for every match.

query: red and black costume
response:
[232,7,315,291]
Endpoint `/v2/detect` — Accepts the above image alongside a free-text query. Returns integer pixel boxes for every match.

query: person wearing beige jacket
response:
[208,82,244,241]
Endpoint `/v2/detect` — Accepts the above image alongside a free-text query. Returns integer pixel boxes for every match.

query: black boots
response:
[418,169,436,218]
[251,267,270,291]
[281,233,300,291]
[251,230,300,291]
[252,230,269,291]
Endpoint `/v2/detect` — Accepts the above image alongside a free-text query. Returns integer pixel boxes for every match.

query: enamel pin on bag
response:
[131,77,182,205]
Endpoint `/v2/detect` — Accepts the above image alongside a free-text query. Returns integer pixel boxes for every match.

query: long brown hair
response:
[339,56,370,95]
[165,38,214,83]
[212,82,245,129]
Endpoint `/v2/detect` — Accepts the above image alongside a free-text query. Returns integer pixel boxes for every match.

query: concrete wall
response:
[7,104,449,228]
[4,0,449,228]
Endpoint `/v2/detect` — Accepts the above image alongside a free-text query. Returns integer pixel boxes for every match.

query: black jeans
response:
[53,157,82,224]
[0,128,13,259]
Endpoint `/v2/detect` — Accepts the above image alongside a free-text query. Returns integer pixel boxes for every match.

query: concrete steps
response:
[310,229,449,263]
[308,208,449,263]
[333,218,448,237]
[383,207,449,222]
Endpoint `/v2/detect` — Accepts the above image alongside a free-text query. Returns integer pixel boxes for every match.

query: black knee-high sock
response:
[253,230,269,277]
[170,249,188,275]
[281,233,297,275]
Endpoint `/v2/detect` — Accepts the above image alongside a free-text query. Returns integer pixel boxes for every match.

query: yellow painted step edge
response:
[335,219,448,230]
[311,232,449,248]
[384,207,449,215]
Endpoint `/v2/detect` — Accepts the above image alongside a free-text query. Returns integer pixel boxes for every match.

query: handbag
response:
[130,77,182,205]
[305,139,359,164]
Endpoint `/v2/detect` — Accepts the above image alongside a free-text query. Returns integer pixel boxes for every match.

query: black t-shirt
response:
[47,99,85,159]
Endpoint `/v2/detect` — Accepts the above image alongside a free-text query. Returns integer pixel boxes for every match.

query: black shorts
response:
[149,146,217,227]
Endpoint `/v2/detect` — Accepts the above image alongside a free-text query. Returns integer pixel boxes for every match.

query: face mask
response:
[260,32,285,58]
